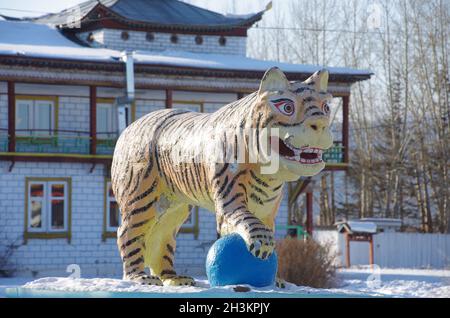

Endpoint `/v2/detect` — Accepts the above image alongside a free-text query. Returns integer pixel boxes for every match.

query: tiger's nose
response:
[304,116,329,132]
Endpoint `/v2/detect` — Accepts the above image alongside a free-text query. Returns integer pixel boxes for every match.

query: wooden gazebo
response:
[336,221,377,268]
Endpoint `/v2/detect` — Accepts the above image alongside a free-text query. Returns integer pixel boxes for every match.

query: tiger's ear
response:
[259,67,290,94]
[304,69,329,92]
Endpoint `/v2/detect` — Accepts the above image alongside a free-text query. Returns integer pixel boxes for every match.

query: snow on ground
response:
[1,268,449,298]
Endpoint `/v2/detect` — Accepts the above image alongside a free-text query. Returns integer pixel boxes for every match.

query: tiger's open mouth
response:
[271,137,323,164]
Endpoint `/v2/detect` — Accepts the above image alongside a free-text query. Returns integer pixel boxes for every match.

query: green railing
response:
[323,141,344,163]
[0,130,118,156]
[2,130,344,162]
[96,138,117,155]
[15,135,91,154]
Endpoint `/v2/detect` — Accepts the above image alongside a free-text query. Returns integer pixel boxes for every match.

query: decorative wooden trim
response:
[7,81,15,152]
[165,89,172,108]
[342,95,349,164]
[0,55,373,84]
[90,86,97,155]
[24,177,72,244]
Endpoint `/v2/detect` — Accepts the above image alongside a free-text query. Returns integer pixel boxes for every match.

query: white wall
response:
[77,29,247,56]
[314,230,450,269]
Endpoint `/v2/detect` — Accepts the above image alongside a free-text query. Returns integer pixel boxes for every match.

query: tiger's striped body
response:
[111,68,333,286]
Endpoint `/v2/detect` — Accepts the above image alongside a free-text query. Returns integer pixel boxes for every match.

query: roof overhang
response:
[36,2,265,37]
[0,54,372,85]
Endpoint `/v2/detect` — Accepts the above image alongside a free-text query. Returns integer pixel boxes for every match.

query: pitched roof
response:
[31,0,264,30]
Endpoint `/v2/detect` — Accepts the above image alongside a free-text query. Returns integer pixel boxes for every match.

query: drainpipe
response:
[117,50,135,133]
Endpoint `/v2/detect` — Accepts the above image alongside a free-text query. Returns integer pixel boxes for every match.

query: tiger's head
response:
[256,67,333,181]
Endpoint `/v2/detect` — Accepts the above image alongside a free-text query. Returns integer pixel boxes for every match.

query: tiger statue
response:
[111,67,333,287]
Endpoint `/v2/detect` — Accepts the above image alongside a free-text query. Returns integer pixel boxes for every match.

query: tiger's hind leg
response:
[144,202,196,286]
[116,167,163,286]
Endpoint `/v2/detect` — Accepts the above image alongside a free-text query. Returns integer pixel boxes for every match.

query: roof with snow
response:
[29,0,264,31]
[0,20,373,82]
[336,221,378,234]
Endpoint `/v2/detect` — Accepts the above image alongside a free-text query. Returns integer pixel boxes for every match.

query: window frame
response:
[172,100,204,113]
[179,206,199,239]
[102,178,122,240]
[24,177,71,243]
[96,98,135,142]
[15,95,59,138]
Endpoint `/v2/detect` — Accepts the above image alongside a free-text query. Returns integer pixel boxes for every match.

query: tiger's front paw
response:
[125,272,163,286]
[162,275,196,286]
[245,227,275,260]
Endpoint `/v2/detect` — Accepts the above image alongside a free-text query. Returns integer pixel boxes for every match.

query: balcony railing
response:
[0,129,118,156]
[0,129,345,164]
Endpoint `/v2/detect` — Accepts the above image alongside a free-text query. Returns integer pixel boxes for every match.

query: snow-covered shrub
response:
[276,237,337,288]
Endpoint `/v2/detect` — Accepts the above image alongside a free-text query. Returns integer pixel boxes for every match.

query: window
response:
[180,206,199,239]
[195,35,203,45]
[172,101,203,113]
[103,179,121,240]
[16,97,57,136]
[96,99,133,140]
[25,178,71,242]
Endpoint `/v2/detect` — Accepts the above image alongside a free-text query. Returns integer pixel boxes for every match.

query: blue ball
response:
[206,233,277,287]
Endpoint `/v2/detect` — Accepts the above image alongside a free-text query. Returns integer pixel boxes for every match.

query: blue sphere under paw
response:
[206,233,277,287]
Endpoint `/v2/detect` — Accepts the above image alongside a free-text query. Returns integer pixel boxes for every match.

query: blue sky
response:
[0,0,268,18]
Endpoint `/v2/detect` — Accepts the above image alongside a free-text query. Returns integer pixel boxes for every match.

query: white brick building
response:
[0,0,371,278]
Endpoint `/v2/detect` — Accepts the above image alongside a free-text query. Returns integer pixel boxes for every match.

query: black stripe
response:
[124,248,141,260]
[217,175,229,196]
[256,112,263,153]
[167,244,174,255]
[130,220,149,229]
[160,270,176,277]
[275,121,304,127]
[213,163,229,180]
[163,255,173,267]
[221,170,247,199]
[144,147,154,178]
[124,165,134,192]
[153,111,191,138]
[129,256,144,267]
[264,195,279,203]
[249,182,269,198]
[128,197,157,217]
[273,184,283,191]
[250,170,269,188]
[250,193,264,205]
[249,227,269,234]
[121,234,144,250]
[223,192,244,208]
[154,145,163,177]
[237,183,248,201]
[128,180,158,207]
